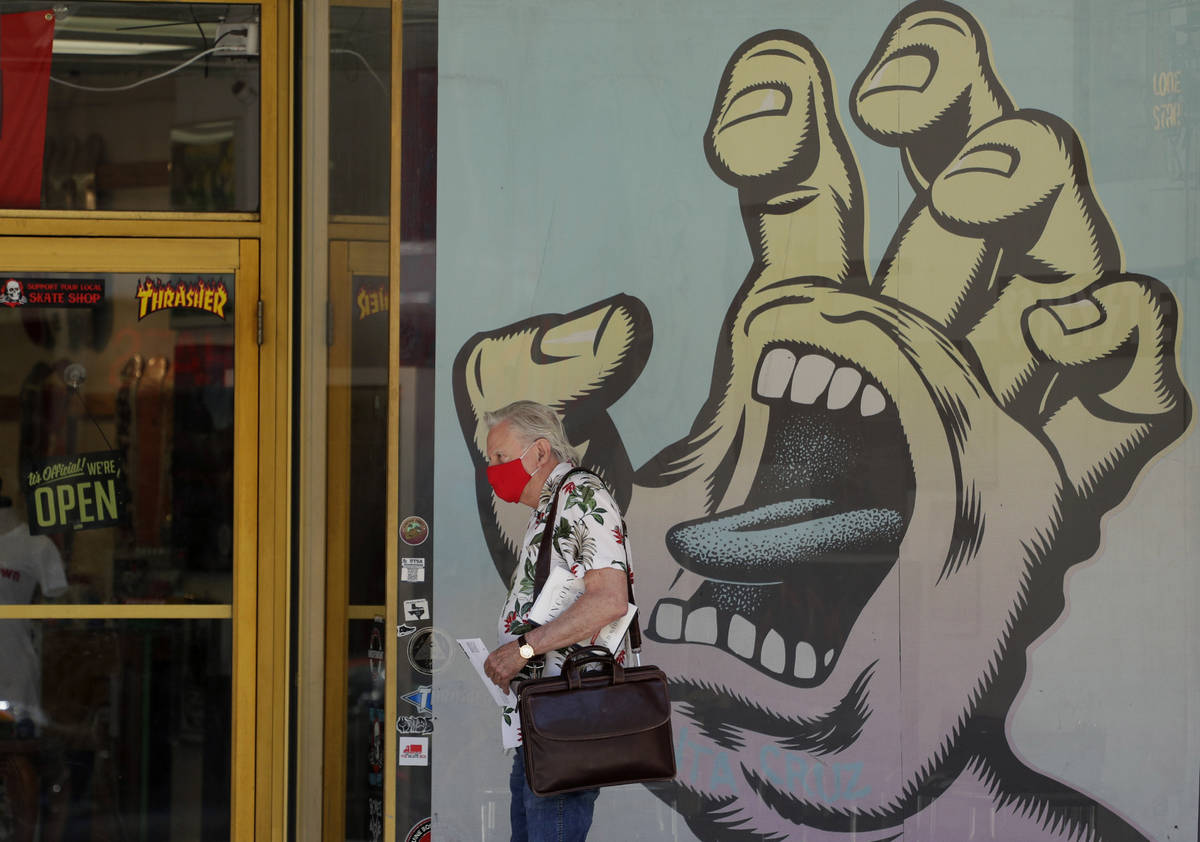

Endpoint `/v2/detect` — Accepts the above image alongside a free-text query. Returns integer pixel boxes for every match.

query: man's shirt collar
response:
[535,461,575,512]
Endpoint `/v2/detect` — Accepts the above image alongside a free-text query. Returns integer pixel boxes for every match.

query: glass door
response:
[0,237,258,842]
[324,235,391,842]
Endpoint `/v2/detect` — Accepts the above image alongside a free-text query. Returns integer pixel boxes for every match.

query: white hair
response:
[483,400,581,464]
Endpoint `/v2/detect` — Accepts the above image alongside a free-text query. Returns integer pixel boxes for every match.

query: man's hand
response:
[483,640,527,692]
[485,567,629,690]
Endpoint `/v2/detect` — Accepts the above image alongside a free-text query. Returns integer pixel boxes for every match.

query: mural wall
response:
[435,1,1199,840]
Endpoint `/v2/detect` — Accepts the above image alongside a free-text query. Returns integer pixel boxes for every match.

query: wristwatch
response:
[517,634,535,660]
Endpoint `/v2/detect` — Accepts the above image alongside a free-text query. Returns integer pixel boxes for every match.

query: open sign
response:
[23,451,128,535]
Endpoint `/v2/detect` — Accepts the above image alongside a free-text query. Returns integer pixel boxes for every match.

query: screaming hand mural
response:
[452,2,1191,840]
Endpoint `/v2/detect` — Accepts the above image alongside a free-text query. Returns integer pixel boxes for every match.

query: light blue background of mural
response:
[433,1,1200,840]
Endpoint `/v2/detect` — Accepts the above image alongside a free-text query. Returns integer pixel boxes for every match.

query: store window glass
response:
[390,0,437,836]
[0,2,260,213]
[320,0,437,837]
[0,618,231,840]
[0,272,236,604]
[0,270,237,837]
[323,2,393,837]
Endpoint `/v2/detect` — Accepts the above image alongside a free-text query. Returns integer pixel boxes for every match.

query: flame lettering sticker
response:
[136,277,229,320]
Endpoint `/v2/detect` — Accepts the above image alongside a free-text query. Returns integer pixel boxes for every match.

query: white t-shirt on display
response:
[0,507,68,723]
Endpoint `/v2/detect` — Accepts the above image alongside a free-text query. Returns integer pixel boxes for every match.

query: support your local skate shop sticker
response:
[3,277,104,308]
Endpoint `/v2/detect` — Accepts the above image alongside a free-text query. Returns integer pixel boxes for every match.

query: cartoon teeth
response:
[655,601,683,640]
[860,384,886,416]
[795,641,817,679]
[755,347,888,416]
[755,347,797,398]
[728,613,756,657]
[684,605,719,644]
[826,367,862,409]
[652,598,834,682]
[791,353,836,403]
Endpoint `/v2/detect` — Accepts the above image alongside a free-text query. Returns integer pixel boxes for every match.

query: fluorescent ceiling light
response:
[52,38,188,56]
[53,15,219,39]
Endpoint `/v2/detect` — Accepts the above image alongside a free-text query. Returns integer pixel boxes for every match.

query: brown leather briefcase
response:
[517,646,676,796]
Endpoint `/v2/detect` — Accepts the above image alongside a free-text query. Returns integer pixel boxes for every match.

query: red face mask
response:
[486,442,536,503]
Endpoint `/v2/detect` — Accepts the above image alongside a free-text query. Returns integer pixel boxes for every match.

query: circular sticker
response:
[404,817,432,842]
[399,515,429,546]
[407,626,453,675]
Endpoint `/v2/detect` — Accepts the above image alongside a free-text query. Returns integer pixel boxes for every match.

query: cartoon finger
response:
[705,31,867,289]
[453,294,651,459]
[1040,282,1190,511]
[922,112,1126,414]
[453,295,651,582]
[851,0,1017,317]
[1025,276,1184,420]
[851,0,1014,189]
[929,113,1120,272]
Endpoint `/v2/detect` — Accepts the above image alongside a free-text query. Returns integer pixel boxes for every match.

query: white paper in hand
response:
[456,637,516,708]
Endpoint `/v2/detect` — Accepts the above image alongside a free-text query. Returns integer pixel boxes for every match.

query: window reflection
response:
[0,273,236,605]
[0,619,231,841]
[0,2,260,212]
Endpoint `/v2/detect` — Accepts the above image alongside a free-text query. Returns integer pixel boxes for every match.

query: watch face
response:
[520,644,535,659]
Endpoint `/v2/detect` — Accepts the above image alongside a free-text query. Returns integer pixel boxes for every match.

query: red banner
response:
[0,10,55,208]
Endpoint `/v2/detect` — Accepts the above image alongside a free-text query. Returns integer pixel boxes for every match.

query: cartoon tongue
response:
[666,498,904,584]
[666,377,914,584]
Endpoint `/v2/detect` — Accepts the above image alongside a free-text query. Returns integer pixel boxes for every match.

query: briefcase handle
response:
[562,645,624,690]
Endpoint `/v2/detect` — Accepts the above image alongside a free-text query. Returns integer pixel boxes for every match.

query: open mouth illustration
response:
[648,341,916,687]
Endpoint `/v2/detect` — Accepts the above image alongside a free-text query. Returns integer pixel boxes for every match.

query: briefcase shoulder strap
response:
[532,467,590,599]
[532,467,642,653]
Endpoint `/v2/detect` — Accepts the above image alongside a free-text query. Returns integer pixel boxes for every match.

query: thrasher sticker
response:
[136,276,228,320]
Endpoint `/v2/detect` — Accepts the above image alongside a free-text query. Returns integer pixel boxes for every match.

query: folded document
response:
[528,565,637,674]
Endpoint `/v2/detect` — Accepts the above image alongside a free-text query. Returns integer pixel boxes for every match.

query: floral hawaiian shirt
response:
[496,461,632,747]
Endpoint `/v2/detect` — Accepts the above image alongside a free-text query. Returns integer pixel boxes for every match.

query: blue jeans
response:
[509,748,599,842]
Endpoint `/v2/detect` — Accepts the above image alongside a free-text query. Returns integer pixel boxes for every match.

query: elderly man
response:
[481,400,631,842]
